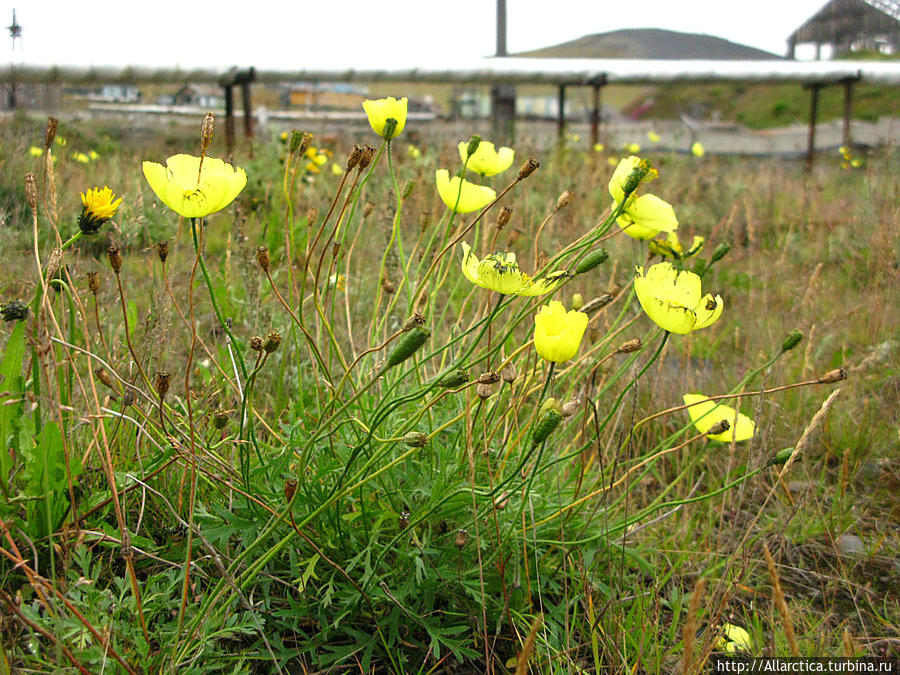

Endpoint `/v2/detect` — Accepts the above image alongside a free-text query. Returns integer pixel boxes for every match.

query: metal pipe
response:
[841,78,854,148]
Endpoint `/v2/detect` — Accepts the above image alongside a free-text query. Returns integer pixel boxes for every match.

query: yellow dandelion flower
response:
[78,186,122,235]
[691,141,705,157]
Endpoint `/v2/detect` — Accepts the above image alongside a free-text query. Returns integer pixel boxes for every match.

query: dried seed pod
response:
[561,399,581,417]
[616,338,642,354]
[24,173,38,212]
[255,246,270,272]
[263,330,282,353]
[381,278,395,295]
[476,382,495,399]
[363,202,375,218]
[346,144,364,170]
[454,529,469,549]
[284,478,297,502]
[107,244,123,273]
[477,371,499,385]
[358,145,376,169]
[818,368,846,384]
[94,368,114,389]
[517,158,540,180]
[403,313,425,331]
[706,419,730,437]
[580,293,614,315]
[556,189,575,210]
[154,371,170,399]
[43,116,59,150]
[249,335,264,352]
[156,241,169,264]
[497,206,512,230]
[87,271,100,294]
[500,362,518,384]
[200,112,215,154]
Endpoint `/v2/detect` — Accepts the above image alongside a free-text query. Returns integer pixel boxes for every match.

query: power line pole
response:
[7,9,22,109]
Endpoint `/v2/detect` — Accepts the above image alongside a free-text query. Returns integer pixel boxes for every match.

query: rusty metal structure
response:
[787,0,900,58]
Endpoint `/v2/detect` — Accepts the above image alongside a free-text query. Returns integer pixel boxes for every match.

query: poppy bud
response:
[477,371,499,385]
[387,326,430,368]
[476,382,494,399]
[439,369,469,388]
[466,135,482,157]
[0,300,28,323]
[403,313,425,331]
[200,112,215,154]
[403,432,428,447]
[781,330,803,353]
[284,478,297,502]
[580,293,614,315]
[616,338,642,354]
[454,529,468,549]
[532,398,563,446]
[24,173,38,212]
[501,362,518,384]
[770,447,795,466]
[710,241,731,264]
[556,190,575,210]
[87,271,100,294]
[706,419,730,436]
[44,116,59,150]
[154,371,170,399]
[157,241,169,264]
[263,330,282,354]
[575,248,609,274]
[497,206,512,230]
[255,246,270,272]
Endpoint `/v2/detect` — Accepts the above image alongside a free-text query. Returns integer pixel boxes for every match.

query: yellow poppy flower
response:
[626,142,641,153]
[28,146,43,157]
[593,143,604,153]
[691,141,705,157]
[633,262,722,334]
[534,300,589,363]
[407,144,421,159]
[716,623,753,653]
[142,154,247,219]
[458,140,515,176]
[648,131,661,143]
[435,169,496,213]
[684,394,755,442]
[88,150,100,160]
[362,96,407,139]
[609,156,677,240]
[331,163,343,175]
[460,242,569,296]
[72,152,89,164]
[78,186,122,234]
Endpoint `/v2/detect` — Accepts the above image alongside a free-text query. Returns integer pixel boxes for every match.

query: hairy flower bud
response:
[454,529,469,549]
[770,447,795,466]
[387,326,430,368]
[284,478,297,502]
[781,330,803,353]
[571,292,584,310]
[403,431,428,447]
[439,369,469,388]
[575,248,609,274]
[466,135,482,157]
[157,241,169,264]
[706,419,730,436]
[710,241,731,264]
[532,398,563,446]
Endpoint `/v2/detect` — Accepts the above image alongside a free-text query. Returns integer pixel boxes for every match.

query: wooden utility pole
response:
[490,0,516,144]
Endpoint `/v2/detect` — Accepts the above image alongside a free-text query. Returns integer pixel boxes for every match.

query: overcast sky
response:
[3,0,829,68]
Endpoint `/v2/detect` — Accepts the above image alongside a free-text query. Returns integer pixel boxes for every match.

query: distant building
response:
[281,83,367,110]
[171,84,222,108]
[787,0,900,58]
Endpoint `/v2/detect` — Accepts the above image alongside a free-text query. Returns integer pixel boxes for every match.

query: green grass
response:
[0,113,897,673]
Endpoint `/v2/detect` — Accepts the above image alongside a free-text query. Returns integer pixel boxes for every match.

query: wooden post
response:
[557,84,566,145]
[490,0,515,144]
[240,79,253,158]
[223,84,235,157]
[841,77,855,149]
[805,82,822,172]
[590,78,606,149]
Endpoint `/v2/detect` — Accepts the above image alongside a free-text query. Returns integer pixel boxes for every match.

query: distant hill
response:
[516,28,783,60]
